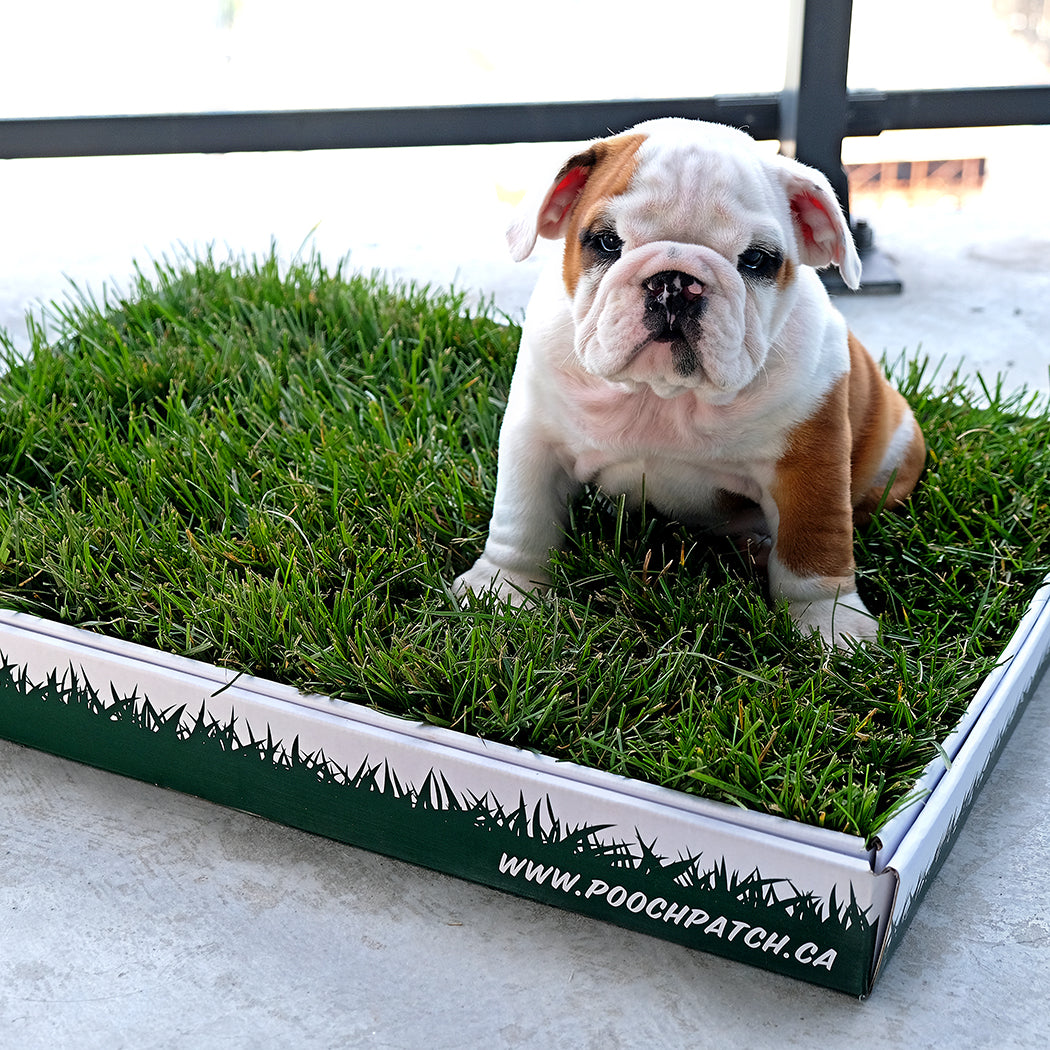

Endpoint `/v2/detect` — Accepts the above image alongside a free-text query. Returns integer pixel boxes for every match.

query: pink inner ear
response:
[791,192,841,265]
[536,165,592,240]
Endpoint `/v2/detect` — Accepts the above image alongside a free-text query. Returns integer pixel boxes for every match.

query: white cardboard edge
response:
[0,608,874,865]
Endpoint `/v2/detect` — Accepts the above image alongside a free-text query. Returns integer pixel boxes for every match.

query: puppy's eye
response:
[583,229,624,261]
[737,246,783,281]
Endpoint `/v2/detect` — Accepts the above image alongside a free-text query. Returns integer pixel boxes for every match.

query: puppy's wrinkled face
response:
[562,130,802,401]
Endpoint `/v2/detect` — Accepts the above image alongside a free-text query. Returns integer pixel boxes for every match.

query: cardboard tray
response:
[1,578,1048,997]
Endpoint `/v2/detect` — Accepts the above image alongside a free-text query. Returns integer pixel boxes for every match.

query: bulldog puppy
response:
[454,118,926,646]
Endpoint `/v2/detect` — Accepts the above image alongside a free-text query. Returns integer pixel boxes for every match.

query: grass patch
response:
[0,250,1047,841]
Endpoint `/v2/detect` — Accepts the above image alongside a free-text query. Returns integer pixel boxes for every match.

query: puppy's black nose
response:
[642,270,705,340]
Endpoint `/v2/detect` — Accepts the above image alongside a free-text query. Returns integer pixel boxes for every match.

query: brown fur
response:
[773,335,926,579]
[846,333,927,522]
[772,374,856,580]
[775,257,797,293]
[554,135,647,296]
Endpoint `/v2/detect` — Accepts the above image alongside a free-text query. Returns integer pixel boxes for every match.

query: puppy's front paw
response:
[452,558,549,607]
[788,593,877,648]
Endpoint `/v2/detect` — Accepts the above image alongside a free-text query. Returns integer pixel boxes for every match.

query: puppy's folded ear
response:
[773,155,862,290]
[507,149,601,262]
[507,135,645,262]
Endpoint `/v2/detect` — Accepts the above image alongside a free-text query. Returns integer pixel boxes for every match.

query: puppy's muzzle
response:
[642,270,706,377]
[642,270,705,341]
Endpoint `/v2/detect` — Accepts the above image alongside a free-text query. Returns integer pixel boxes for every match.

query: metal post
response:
[781,0,854,218]
[782,0,901,293]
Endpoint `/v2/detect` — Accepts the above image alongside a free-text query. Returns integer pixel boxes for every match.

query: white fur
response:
[455,119,869,647]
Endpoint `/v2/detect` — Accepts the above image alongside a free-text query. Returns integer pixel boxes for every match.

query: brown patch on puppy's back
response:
[845,333,895,496]
[846,333,927,521]
[773,337,927,580]
[559,134,647,296]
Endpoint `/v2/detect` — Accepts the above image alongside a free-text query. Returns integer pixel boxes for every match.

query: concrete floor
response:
[2,126,1050,1046]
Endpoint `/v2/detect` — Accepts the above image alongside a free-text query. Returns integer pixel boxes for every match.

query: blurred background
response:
[2,0,1049,390]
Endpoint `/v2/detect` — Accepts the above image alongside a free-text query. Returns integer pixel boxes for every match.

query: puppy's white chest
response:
[553,379,767,518]
[586,456,755,522]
